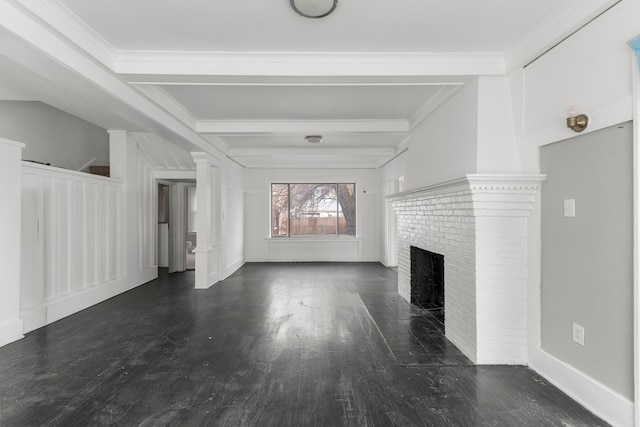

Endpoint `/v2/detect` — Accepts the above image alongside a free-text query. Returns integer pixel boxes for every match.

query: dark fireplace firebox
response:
[410,246,444,310]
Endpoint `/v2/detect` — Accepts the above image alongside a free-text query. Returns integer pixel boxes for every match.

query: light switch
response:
[563,199,576,218]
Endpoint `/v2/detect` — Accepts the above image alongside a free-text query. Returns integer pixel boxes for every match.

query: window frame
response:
[271,182,356,238]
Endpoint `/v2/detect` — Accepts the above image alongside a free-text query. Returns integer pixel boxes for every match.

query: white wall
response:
[0,101,109,171]
[477,77,522,173]
[522,2,638,147]
[404,76,526,191]
[403,80,478,191]
[245,167,378,262]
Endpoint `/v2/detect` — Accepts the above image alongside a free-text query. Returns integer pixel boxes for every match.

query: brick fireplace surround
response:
[389,174,545,364]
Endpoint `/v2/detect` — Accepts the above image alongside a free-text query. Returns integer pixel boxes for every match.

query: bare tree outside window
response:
[271,183,356,237]
[271,183,289,237]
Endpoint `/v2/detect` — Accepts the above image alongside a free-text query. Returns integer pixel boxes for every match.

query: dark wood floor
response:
[1,263,607,426]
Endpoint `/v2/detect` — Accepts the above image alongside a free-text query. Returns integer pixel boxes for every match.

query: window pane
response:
[271,184,289,237]
[337,183,356,236]
[290,184,337,236]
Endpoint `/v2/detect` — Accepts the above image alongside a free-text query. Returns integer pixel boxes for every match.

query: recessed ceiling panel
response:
[210,133,408,149]
[59,0,576,54]
[159,84,443,121]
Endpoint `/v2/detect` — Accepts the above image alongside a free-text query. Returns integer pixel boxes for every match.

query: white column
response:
[0,138,25,347]
[108,130,132,278]
[192,152,220,289]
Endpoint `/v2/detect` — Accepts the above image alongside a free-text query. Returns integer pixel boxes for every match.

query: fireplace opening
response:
[410,246,444,317]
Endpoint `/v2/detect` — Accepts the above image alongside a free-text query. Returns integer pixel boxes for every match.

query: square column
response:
[0,138,25,347]
[192,153,220,289]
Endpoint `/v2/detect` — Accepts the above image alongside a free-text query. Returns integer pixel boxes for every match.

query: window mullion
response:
[335,183,339,237]
[287,184,291,237]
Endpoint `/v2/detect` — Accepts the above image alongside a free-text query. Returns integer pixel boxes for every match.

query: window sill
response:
[267,236,359,242]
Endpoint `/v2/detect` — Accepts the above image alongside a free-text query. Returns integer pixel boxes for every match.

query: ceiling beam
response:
[197,120,410,134]
[116,52,506,78]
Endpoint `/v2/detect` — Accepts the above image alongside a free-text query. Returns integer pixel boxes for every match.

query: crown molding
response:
[227,150,394,169]
[115,51,506,77]
[229,146,394,157]
[228,145,395,168]
[197,119,409,134]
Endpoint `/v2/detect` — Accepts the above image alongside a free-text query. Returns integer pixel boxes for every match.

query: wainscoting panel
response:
[20,163,123,333]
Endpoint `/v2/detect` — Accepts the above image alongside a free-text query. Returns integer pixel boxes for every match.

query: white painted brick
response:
[391,178,539,365]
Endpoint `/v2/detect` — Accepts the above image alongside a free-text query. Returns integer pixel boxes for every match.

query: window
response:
[271,183,356,237]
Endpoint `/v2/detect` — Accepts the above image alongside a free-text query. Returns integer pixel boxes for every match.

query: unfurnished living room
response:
[0,1,639,426]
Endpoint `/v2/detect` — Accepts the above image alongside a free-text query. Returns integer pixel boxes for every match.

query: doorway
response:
[156,180,194,273]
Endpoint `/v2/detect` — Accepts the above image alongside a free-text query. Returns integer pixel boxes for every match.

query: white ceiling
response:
[57,0,573,53]
[0,0,619,168]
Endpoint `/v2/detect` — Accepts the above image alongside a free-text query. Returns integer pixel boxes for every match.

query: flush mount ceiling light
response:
[290,0,337,18]
[305,135,323,144]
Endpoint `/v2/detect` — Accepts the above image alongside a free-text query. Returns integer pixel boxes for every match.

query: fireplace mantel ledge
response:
[386,174,547,202]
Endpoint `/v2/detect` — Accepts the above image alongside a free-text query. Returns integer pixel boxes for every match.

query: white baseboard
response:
[0,318,24,348]
[529,347,634,427]
[21,267,157,334]
[223,257,245,280]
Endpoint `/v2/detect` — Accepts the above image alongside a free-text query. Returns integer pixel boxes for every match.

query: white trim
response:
[20,267,157,334]
[522,94,633,148]
[22,161,123,184]
[387,174,547,202]
[115,51,506,77]
[530,348,634,427]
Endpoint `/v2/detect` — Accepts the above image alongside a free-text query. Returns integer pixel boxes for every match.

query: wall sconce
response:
[566,109,589,133]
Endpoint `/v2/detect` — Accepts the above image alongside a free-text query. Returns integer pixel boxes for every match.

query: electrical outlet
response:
[572,323,585,346]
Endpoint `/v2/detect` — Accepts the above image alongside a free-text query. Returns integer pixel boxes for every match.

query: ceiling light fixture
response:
[305,135,323,144]
[290,0,337,18]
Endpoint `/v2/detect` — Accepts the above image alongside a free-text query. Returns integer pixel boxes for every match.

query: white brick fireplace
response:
[389,174,545,364]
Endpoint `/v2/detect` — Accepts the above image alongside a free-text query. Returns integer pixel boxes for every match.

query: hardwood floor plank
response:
[0,263,608,426]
